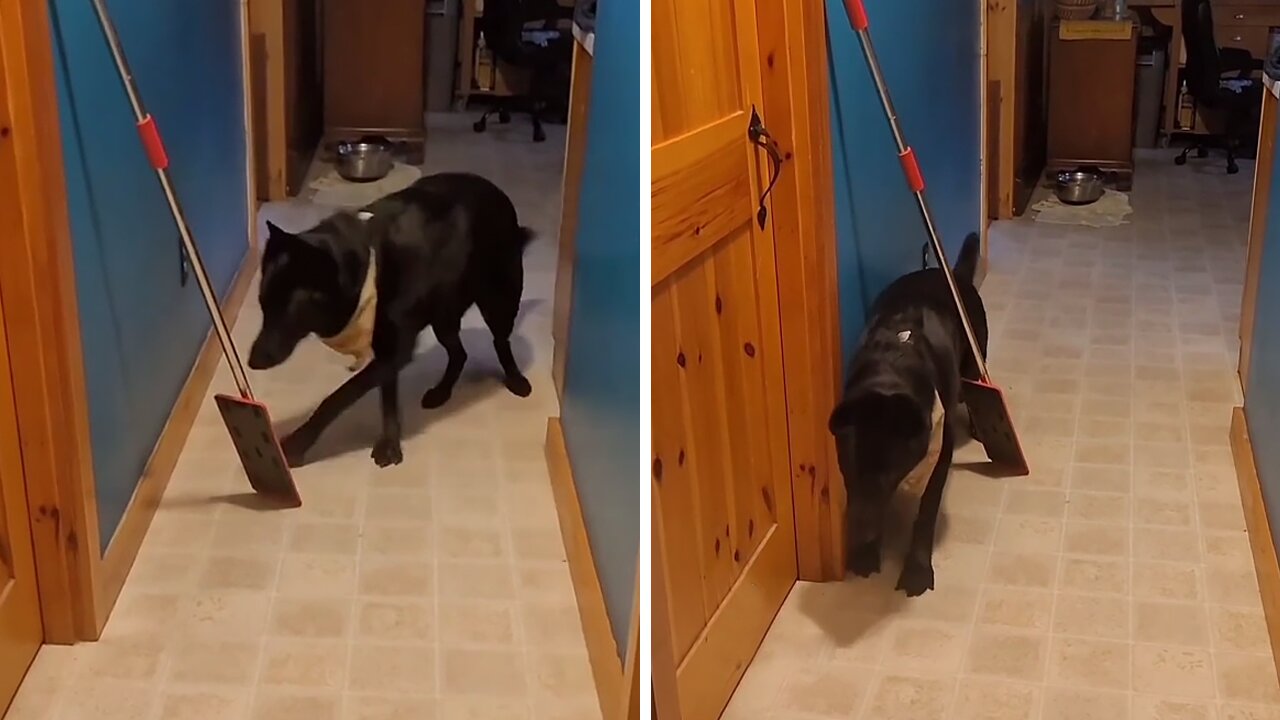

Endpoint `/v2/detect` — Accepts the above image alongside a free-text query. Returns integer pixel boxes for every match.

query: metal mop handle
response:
[842,0,992,382]
[89,0,255,400]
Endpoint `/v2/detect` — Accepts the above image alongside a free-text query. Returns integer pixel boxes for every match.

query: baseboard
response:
[545,417,624,719]
[1230,406,1280,685]
[95,250,259,636]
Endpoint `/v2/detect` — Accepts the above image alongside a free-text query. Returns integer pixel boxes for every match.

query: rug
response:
[1032,188,1133,227]
[308,163,423,209]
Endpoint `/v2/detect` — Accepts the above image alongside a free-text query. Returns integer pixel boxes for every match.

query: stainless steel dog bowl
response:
[335,141,394,183]
[1054,170,1105,205]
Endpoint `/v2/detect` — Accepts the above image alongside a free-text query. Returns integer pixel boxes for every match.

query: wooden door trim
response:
[248,0,288,200]
[987,0,1018,219]
[553,41,595,400]
[979,0,993,280]
[755,0,845,580]
[240,0,261,248]
[1240,93,1275,387]
[0,0,103,642]
[617,565,640,720]
[1230,407,1280,687]
[545,417,628,718]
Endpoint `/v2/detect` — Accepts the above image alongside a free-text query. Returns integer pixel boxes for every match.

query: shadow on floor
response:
[271,326,537,464]
[796,423,1001,648]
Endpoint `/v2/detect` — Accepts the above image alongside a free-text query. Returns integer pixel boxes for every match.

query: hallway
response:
[5,115,599,720]
[726,152,1277,719]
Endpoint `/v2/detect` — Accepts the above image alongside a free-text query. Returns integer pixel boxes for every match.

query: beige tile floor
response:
[726,151,1279,720]
[7,114,600,720]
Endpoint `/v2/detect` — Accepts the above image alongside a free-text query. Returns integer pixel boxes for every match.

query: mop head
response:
[962,379,1030,475]
[215,394,302,506]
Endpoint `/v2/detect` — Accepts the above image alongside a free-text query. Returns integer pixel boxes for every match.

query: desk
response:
[1133,0,1280,141]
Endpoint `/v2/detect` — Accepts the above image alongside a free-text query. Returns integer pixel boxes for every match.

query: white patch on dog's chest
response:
[319,250,377,371]
[899,390,945,496]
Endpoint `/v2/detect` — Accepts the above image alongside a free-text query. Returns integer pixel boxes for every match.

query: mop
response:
[90,0,302,506]
[840,0,1030,475]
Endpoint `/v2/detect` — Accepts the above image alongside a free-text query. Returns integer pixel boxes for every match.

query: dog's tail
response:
[517,226,537,252]
[954,232,980,284]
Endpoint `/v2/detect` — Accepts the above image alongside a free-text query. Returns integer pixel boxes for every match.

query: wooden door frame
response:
[777,0,994,579]
[249,0,289,200]
[0,0,104,643]
[0,0,261,643]
[980,0,993,277]
[756,0,845,581]
[988,0,1018,219]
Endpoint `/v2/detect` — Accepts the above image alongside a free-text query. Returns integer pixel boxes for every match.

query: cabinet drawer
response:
[1214,5,1280,24]
[1215,24,1273,58]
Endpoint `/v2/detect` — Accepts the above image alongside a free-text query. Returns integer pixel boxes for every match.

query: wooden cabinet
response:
[1046,19,1139,188]
[322,0,426,161]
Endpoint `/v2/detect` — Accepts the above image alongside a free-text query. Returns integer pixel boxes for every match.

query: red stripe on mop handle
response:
[136,114,169,170]
[844,0,869,30]
[898,147,925,193]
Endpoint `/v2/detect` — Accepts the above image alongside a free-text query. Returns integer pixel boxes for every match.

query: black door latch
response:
[748,106,784,229]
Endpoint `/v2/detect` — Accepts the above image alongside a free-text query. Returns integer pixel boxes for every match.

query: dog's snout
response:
[248,334,284,370]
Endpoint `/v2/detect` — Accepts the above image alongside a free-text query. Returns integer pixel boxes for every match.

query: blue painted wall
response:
[49,0,249,548]
[825,0,982,358]
[559,0,639,656]
[1246,127,1280,552]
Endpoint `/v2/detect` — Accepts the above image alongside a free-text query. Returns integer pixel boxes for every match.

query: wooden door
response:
[0,287,43,710]
[651,0,797,717]
[0,18,52,707]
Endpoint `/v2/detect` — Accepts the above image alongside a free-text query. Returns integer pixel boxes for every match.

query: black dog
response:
[248,172,534,468]
[828,233,988,596]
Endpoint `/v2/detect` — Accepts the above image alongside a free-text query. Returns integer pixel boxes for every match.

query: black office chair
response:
[1176,0,1264,174]
[472,0,573,143]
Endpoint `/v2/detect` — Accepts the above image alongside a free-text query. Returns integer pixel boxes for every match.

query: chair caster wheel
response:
[498,111,511,124]
[1228,163,1240,174]
[473,120,486,133]
[1197,147,1209,158]
[1175,155,1187,166]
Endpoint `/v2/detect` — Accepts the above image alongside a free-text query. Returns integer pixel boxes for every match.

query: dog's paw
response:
[280,432,310,468]
[504,374,533,398]
[371,437,404,467]
[848,542,881,578]
[895,560,935,597]
[420,386,453,409]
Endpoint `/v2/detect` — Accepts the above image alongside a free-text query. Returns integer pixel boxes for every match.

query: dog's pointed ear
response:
[262,221,292,251]
[262,221,313,259]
